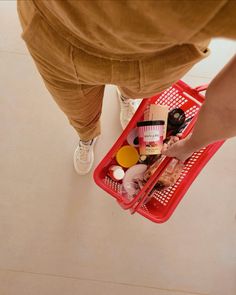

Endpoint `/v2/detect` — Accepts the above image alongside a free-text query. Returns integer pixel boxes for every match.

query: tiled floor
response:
[1,1,236,295]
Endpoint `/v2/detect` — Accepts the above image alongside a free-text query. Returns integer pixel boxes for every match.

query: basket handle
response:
[194,84,209,93]
[129,157,170,214]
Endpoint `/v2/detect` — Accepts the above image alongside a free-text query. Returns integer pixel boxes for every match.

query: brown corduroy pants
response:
[17,0,210,140]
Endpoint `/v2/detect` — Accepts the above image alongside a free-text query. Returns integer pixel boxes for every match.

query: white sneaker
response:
[73,137,97,175]
[116,87,142,129]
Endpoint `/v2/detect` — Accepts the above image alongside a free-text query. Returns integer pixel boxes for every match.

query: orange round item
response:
[116,145,139,168]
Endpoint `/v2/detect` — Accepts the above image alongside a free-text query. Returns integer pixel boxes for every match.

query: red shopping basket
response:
[93,80,224,223]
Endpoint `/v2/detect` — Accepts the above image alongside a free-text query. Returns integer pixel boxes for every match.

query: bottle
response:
[108,165,125,181]
[167,108,186,132]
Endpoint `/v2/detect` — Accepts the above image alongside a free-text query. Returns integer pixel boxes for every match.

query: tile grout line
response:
[0,49,28,56]
[0,268,208,295]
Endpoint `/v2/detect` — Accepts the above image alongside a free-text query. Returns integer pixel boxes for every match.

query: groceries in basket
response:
[144,104,168,138]
[122,164,148,198]
[127,127,139,147]
[167,108,185,132]
[137,120,164,155]
[108,165,125,181]
[152,158,184,191]
[116,145,139,168]
[104,104,192,202]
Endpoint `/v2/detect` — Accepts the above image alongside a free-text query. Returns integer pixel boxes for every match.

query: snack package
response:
[153,159,184,191]
[122,164,148,199]
[143,158,184,205]
[143,155,166,182]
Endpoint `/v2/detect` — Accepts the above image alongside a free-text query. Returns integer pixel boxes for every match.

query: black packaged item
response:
[171,116,193,136]
[167,108,186,132]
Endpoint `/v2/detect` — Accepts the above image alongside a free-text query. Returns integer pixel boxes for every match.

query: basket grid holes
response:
[144,148,206,208]
[155,89,188,109]
[104,176,123,194]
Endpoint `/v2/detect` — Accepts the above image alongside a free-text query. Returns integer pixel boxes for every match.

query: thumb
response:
[161,134,193,162]
[162,141,180,157]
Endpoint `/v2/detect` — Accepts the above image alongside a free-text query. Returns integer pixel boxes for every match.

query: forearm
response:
[187,55,236,151]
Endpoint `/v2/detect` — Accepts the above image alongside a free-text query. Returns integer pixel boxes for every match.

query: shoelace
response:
[121,98,141,121]
[78,140,92,162]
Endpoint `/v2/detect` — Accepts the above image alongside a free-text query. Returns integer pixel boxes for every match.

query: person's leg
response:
[17,0,104,174]
[115,41,210,129]
[116,87,142,129]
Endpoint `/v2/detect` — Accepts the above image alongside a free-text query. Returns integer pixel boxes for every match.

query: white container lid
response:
[113,168,125,180]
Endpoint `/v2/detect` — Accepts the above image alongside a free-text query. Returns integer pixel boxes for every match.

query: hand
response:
[162,134,194,162]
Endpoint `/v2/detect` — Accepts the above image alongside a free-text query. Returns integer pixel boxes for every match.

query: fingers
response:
[161,132,195,161]
[172,136,180,143]
[162,135,180,151]
[161,135,192,162]
[161,141,178,156]
[176,133,183,138]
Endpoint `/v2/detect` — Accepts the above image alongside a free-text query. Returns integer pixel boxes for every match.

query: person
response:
[17,0,236,175]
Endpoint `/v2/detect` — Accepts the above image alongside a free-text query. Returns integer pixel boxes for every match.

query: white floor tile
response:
[0,1,27,55]
[186,39,236,79]
[181,75,211,89]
